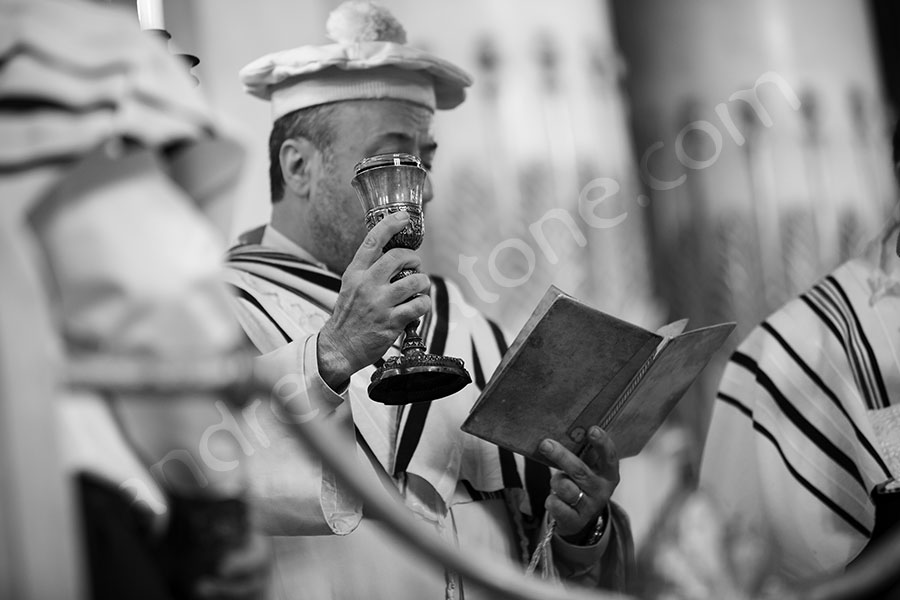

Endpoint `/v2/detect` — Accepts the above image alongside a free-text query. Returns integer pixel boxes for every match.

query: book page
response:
[655,318,689,340]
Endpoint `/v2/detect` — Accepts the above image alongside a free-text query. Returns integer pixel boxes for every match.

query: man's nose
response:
[423,174,434,205]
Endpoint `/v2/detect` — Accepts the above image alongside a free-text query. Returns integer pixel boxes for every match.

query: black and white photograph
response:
[2,1,900,598]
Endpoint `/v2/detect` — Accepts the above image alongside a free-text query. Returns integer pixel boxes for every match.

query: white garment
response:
[224,228,616,599]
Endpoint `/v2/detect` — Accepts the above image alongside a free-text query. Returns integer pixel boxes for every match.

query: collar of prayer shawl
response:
[225,241,442,477]
[236,224,330,271]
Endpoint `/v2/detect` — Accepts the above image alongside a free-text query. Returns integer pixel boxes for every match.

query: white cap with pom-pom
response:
[240,1,473,120]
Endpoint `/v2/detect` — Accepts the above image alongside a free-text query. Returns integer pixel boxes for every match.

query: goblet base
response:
[368,354,472,405]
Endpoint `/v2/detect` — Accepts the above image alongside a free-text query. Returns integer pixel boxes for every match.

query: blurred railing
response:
[65,354,900,600]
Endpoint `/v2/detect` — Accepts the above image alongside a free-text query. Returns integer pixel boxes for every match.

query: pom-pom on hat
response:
[240,1,473,120]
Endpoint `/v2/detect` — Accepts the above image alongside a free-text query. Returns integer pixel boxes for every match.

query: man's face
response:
[307,99,436,273]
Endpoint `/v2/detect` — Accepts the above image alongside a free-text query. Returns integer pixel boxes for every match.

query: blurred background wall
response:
[119,0,900,549]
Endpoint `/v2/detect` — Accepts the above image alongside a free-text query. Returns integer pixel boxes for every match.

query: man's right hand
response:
[317,211,431,390]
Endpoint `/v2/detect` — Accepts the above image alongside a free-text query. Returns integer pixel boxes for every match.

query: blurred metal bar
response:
[0,226,84,600]
[66,351,256,399]
[68,355,630,599]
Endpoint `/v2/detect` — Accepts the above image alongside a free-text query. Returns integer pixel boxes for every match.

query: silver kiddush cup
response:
[351,153,471,405]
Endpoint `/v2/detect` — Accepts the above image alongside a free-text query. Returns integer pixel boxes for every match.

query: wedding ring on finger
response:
[569,490,585,509]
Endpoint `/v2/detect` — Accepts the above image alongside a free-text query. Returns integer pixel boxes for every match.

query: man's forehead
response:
[334,99,435,138]
[368,130,436,146]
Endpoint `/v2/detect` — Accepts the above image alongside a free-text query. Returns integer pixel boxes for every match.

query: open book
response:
[461,286,735,465]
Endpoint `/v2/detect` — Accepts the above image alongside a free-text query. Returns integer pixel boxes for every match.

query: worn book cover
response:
[461,286,735,465]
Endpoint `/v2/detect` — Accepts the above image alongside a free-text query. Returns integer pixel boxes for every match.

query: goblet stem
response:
[401,319,426,355]
[391,267,426,355]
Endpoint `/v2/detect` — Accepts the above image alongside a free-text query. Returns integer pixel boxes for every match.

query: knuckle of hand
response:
[603,443,618,462]
[402,249,422,263]
[571,467,592,484]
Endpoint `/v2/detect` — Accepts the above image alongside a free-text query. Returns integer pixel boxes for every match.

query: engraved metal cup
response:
[351,153,471,405]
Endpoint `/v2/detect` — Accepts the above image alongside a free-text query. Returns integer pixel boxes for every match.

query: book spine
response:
[599,350,657,430]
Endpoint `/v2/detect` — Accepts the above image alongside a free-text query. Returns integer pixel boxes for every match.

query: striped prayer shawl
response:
[224,241,550,513]
[700,250,900,582]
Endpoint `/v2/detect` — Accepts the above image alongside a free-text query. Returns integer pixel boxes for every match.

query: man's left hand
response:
[539,426,620,542]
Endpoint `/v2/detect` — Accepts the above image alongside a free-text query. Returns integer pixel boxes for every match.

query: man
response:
[1,1,269,597]
[699,122,900,583]
[224,1,633,598]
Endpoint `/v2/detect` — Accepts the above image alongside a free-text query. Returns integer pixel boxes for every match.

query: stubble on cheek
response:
[308,196,369,274]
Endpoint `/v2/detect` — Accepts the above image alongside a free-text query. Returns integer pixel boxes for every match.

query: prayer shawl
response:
[224,238,542,511]
[700,231,900,582]
[223,234,634,598]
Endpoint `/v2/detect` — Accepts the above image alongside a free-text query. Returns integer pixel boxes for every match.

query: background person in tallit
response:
[222,2,634,598]
[0,1,270,597]
[700,121,900,583]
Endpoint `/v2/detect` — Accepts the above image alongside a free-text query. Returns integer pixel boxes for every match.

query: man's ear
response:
[280,137,319,200]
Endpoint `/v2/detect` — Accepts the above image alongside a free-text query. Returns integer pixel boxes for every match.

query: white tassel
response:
[325,1,407,44]
[525,518,561,583]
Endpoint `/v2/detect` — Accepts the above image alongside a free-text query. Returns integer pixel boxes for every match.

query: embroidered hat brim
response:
[240,40,473,119]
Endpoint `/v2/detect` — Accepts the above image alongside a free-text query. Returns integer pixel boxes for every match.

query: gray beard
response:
[306,204,366,275]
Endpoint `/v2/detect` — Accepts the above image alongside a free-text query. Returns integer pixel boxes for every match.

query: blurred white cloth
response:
[1,0,249,505]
